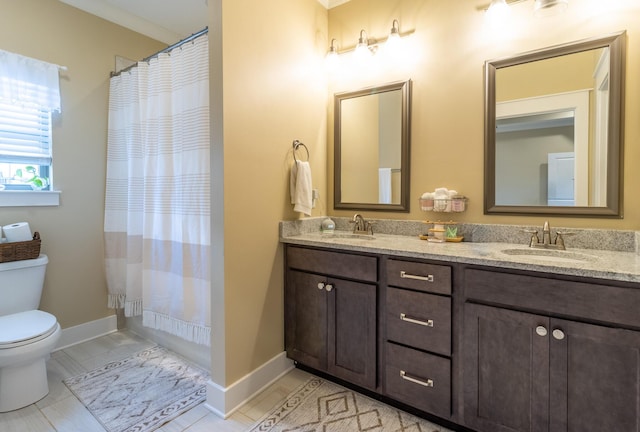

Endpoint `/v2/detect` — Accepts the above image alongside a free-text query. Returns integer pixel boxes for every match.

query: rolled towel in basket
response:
[3,222,32,242]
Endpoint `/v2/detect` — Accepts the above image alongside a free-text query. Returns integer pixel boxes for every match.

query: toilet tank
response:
[0,255,48,316]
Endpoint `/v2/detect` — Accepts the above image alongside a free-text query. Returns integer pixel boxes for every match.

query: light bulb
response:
[325,39,340,71]
[486,0,511,22]
[385,20,402,53]
[325,50,339,71]
[354,30,372,59]
[534,0,568,17]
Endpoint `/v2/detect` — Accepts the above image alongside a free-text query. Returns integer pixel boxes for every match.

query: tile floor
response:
[0,330,452,432]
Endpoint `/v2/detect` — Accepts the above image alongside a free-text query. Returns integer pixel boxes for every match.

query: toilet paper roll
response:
[3,222,32,242]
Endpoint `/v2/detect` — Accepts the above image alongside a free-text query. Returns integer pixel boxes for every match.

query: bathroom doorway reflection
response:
[494,90,590,207]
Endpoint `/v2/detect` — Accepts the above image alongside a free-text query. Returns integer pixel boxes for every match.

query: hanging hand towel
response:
[378,168,392,204]
[290,160,312,216]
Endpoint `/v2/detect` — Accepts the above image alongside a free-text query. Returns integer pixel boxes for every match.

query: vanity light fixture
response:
[354,29,374,57]
[325,38,340,70]
[388,20,401,41]
[534,0,568,16]
[480,0,568,16]
[327,19,412,58]
[480,0,525,13]
[385,19,402,51]
[326,38,339,60]
[486,0,511,16]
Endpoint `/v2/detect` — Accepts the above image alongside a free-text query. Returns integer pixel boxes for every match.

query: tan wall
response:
[215,0,328,385]
[327,0,640,230]
[496,48,603,101]
[0,0,165,328]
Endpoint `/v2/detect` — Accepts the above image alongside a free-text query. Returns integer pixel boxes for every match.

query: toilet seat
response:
[0,310,59,349]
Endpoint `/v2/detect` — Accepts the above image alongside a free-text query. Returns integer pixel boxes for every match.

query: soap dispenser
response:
[321,217,335,232]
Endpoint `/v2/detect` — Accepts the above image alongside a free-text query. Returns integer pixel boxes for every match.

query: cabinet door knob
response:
[535,326,548,337]
[325,284,333,292]
[552,329,565,340]
[317,282,325,290]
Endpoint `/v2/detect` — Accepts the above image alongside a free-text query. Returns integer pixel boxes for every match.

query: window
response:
[0,100,52,190]
[0,49,61,205]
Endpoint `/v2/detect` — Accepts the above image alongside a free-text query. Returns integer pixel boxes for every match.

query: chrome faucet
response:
[350,214,374,235]
[524,221,572,250]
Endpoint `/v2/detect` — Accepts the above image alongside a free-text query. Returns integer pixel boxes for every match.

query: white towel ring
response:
[292,140,309,162]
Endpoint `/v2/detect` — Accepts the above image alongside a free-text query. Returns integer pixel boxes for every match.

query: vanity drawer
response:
[385,342,451,418]
[465,268,640,328]
[387,259,451,295]
[286,246,377,282]
[386,287,451,356]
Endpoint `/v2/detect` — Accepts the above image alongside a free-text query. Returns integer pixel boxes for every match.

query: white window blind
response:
[0,50,61,112]
[0,100,51,166]
[0,50,61,196]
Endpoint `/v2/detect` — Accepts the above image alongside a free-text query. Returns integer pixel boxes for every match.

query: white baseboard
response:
[53,315,293,419]
[204,351,294,418]
[54,314,118,351]
[125,315,210,370]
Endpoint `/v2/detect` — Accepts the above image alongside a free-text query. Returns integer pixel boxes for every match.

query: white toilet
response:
[0,255,61,412]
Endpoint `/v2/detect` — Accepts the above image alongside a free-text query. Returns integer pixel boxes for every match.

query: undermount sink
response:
[321,232,376,241]
[500,248,597,264]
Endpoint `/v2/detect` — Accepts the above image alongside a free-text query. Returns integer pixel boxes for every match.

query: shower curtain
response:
[104,34,211,346]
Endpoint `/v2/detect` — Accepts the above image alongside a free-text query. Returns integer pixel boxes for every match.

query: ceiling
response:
[59,0,350,45]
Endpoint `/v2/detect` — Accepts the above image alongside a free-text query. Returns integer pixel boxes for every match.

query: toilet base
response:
[0,356,50,412]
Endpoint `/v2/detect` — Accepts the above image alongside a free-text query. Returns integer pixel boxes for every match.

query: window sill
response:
[0,190,61,207]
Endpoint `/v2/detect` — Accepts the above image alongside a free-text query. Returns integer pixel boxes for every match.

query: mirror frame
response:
[484,32,626,217]
[334,80,412,212]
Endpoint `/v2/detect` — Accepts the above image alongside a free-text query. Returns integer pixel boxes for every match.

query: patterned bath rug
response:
[249,377,448,432]
[63,345,209,432]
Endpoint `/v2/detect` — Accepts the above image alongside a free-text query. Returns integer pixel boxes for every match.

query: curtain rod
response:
[110,27,208,78]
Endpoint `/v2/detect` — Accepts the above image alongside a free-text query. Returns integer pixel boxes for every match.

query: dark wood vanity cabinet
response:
[463,268,640,432]
[284,246,455,416]
[284,246,377,390]
[284,242,640,432]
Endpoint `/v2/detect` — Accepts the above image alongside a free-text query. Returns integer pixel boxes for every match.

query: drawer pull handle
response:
[400,370,434,387]
[400,313,434,327]
[400,271,434,282]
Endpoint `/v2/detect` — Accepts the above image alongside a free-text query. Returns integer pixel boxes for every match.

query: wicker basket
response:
[0,232,41,263]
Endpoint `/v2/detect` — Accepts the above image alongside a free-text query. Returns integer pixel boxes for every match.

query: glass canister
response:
[451,195,466,212]
[419,194,434,211]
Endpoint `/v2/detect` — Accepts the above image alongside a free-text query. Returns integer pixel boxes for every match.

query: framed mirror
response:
[334,80,411,212]
[484,32,625,217]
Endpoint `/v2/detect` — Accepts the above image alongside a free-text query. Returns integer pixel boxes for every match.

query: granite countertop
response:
[281,230,640,284]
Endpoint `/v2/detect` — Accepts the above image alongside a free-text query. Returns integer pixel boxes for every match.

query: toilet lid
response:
[0,310,58,348]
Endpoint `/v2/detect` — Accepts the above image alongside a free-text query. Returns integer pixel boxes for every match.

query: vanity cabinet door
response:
[463,303,549,432]
[285,269,328,372]
[328,277,377,390]
[285,246,378,390]
[463,302,640,432]
[549,318,640,432]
